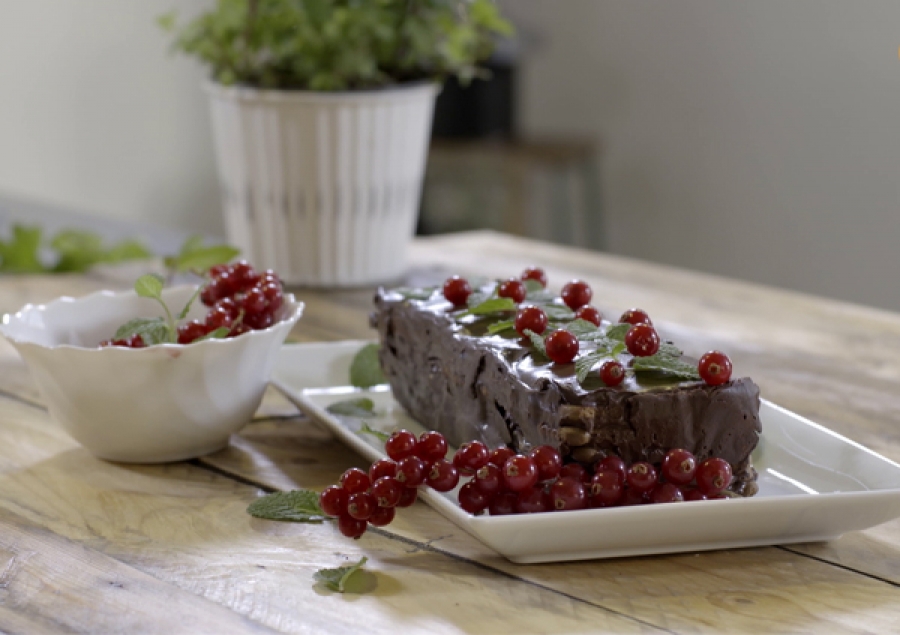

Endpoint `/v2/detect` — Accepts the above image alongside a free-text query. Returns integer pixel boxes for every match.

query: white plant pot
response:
[205,82,438,287]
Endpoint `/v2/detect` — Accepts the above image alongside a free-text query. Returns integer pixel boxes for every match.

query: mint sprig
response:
[326,397,377,418]
[349,343,386,388]
[314,557,369,593]
[458,296,517,317]
[247,489,326,523]
[605,323,631,341]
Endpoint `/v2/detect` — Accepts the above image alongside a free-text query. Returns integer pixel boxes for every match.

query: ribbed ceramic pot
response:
[205,82,438,287]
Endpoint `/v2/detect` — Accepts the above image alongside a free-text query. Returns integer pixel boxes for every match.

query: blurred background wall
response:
[1,1,899,311]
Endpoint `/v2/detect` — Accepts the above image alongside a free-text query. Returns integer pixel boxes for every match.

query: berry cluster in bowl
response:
[320,429,736,539]
[100,261,285,348]
[442,266,733,387]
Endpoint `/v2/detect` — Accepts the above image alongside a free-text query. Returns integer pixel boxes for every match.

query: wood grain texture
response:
[1,231,899,634]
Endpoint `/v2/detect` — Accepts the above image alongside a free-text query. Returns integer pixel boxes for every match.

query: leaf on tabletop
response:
[0,225,45,273]
[247,489,326,523]
[168,236,240,274]
[326,397,377,419]
[349,343,386,388]
[314,557,369,593]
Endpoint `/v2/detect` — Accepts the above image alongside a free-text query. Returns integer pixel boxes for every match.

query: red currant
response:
[621,488,648,506]
[559,463,587,482]
[458,481,492,515]
[625,324,660,357]
[502,455,539,492]
[443,276,472,307]
[488,446,516,468]
[318,485,347,517]
[473,463,503,496]
[698,350,733,386]
[626,462,657,493]
[368,506,396,527]
[346,492,376,520]
[589,470,625,507]
[561,280,593,310]
[395,455,427,488]
[205,306,235,330]
[241,287,267,315]
[599,360,625,387]
[684,488,708,502]
[545,329,579,364]
[416,431,448,463]
[661,449,697,486]
[337,513,367,539]
[595,455,627,480]
[425,460,460,492]
[650,482,685,504]
[369,458,398,482]
[385,430,417,461]
[550,477,587,511]
[521,266,548,288]
[453,441,490,475]
[696,458,733,495]
[339,467,371,495]
[396,487,418,508]
[371,476,404,508]
[209,264,230,279]
[514,306,548,337]
[177,320,209,345]
[515,486,551,513]
[498,278,526,304]
[619,308,652,326]
[489,491,519,516]
[529,445,563,482]
[574,305,602,326]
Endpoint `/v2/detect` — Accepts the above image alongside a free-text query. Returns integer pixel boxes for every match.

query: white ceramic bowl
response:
[0,285,303,463]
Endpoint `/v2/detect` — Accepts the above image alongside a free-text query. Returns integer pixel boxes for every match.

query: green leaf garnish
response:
[135,274,165,299]
[522,279,544,294]
[195,326,230,341]
[565,318,600,338]
[458,297,517,317]
[487,319,515,335]
[165,236,240,274]
[523,329,547,357]
[394,287,436,301]
[177,286,203,320]
[326,397,377,418]
[632,345,701,380]
[114,317,170,345]
[247,489,326,523]
[605,323,631,341]
[358,422,390,443]
[349,343,386,388]
[314,557,369,593]
[540,304,575,321]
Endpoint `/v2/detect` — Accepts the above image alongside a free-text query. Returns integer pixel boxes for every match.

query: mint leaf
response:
[326,397,377,418]
[135,274,165,300]
[565,318,600,338]
[394,287,436,301]
[167,236,239,274]
[177,286,203,320]
[358,422,389,443]
[575,350,611,383]
[0,225,44,273]
[196,326,230,341]
[522,279,544,294]
[605,323,631,342]
[114,317,170,345]
[349,343,386,388]
[314,557,368,593]
[487,319,515,335]
[247,489,326,522]
[540,304,575,321]
[632,344,701,380]
[523,329,547,357]
[459,297,517,317]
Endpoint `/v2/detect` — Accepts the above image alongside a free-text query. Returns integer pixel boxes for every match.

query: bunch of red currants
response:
[319,428,735,539]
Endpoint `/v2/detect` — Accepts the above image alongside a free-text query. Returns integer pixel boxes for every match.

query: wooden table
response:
[1,230,898,634]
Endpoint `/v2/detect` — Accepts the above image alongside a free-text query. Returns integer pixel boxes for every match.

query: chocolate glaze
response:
[372,289,762,495]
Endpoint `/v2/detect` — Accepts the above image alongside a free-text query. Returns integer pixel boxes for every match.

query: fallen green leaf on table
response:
[358,422,389,443]
[247,489,326,523]
[163,235,240,275]
[314,557,369,594]
[326,397,377,418]
[349,343,386,388]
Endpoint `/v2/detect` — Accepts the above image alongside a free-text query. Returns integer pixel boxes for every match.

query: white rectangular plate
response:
[272,341,900,563]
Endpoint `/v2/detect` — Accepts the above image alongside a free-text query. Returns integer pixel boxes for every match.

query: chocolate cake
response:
[372,286,762,496]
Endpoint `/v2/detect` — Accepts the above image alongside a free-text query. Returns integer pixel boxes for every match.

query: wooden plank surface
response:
[0,230,898,634]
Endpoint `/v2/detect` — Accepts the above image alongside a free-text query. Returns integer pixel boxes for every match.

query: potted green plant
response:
[161,0,511,287]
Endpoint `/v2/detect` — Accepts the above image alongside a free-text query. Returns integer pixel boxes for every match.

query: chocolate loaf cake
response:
[372,286,762,496]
